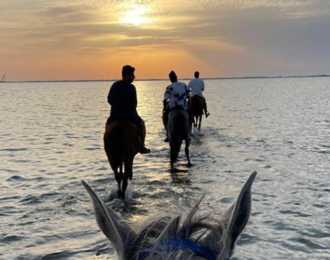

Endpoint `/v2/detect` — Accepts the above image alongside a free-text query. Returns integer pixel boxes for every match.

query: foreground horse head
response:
[189,96,204,130]
[104,121,142,200]
[167,108,191,171]
[82,171,257,260]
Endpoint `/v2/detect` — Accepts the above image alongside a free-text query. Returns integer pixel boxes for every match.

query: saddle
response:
[105,120,140,141]
[188,96,204,114]
[189,95,204,104]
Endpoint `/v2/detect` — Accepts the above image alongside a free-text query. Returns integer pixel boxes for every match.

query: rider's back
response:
[108,80,137,120]
[188,78,204,97]
[167,82,189,110]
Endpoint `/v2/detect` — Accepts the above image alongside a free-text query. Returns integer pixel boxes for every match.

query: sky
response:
[0,0,330,81]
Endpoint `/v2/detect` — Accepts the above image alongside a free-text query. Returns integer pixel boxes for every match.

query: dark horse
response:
[189,96,204,130]
[104,121,142,200]
[167,108,191,171]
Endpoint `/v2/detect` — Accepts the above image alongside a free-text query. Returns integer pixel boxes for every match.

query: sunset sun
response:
[120,5,151,26]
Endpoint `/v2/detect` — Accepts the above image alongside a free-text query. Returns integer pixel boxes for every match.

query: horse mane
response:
[82,172,257,260]
[126,197,226,260]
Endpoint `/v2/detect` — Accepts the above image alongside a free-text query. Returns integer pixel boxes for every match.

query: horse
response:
[189,96,204,130]
[104,120,143,200]
[82,171,257,260]
[167,108,191,171]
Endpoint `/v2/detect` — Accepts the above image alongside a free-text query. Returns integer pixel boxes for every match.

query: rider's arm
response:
[163,100,168,111]
[163,86,170,109]
[132,85,138,109]
[107,85,114,105]
[107,91,111,105]
[164,86,170,100]
[185,84,190,100]
[187,80,192,90]
[186,84,190,95]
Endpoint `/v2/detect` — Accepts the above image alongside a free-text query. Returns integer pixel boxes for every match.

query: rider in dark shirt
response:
[107,79,140,124]
[107,65,150,154]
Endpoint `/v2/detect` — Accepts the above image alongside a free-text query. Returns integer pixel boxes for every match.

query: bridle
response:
[138,238,217,260]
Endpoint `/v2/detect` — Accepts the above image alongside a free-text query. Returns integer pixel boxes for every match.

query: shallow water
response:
[1,78,330,259]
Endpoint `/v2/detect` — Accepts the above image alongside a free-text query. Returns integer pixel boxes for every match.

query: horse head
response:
[82,171,257,260]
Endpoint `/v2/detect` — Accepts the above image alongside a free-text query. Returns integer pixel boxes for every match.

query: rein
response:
[138,238,217,260]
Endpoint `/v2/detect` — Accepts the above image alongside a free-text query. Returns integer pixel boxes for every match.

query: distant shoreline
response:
[1,75,329,83]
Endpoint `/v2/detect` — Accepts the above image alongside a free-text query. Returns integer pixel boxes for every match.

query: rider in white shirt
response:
[163,70,190,142]
[188,71,210,117]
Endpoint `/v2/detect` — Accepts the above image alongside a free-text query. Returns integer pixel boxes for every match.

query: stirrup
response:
[140,146,151,154]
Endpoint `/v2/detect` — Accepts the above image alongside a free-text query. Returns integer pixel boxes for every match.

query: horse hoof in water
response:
[104,189,120,201]
[117,190,123,199]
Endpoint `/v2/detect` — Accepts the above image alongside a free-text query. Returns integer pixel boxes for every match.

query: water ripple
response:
[0,79,330,259]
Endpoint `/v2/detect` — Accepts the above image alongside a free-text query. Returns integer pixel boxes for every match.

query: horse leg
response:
[198,116,202,130]
[204,98,209,115]
[115,164,123,198]
[170,143,175,172]
[170,142,179,172]
[185,141,192,167]
[122,175,128,201]
[122,159,133,201]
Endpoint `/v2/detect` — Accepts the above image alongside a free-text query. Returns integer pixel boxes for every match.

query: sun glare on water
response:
[121,5,151,26]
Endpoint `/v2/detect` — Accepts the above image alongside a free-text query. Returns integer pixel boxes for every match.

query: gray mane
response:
[127,197,225,260]
[82,171,257,260]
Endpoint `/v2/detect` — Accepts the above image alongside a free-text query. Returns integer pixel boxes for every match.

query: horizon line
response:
[1,74,329,83]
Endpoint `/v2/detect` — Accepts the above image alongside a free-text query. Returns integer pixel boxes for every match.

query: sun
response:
[121,5,151,26]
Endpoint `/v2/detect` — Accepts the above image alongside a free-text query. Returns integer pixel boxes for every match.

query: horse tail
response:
[170,111,186,163]
[122,124,139,180]
[105,126,124,172]
[170,142,180,164]
[190,96,201,112]
[179,111,191,141]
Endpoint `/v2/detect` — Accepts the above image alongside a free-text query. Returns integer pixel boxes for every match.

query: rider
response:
[188,71,210,118]
[107,65,150,154]
[163,70,190,142]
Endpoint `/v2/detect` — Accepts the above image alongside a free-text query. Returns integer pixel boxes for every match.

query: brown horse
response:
[104,121,142,200]
[188,96,204,130]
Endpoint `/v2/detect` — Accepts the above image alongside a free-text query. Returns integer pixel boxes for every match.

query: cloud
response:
[1,0,330,80]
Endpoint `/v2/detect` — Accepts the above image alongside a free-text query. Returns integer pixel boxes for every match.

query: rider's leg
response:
[140,120,146,144]
[138,119,150,154]
[203,97,210,118]
[163,110,169,142]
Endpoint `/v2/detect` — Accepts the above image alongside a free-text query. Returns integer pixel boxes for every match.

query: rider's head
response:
[194,71,199,78]
[122,65,135,83]
[169,71,178,83]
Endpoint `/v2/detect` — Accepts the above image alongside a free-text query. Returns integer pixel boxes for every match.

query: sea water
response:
[0,77,330,259]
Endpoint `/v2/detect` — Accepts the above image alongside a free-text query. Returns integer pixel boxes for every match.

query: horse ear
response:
[82,180,136,259]
[221,172,257,259]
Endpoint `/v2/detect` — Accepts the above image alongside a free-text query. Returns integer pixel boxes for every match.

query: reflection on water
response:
[1,78,330,259]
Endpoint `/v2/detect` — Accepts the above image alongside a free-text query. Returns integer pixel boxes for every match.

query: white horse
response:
[82,171,257,260]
